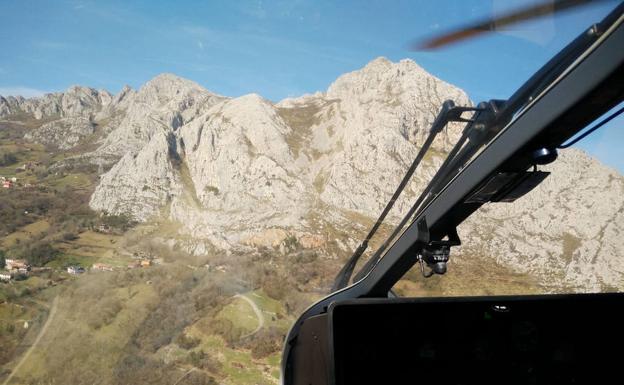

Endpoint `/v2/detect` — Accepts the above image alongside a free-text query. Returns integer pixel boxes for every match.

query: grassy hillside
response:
[2,261,308,385]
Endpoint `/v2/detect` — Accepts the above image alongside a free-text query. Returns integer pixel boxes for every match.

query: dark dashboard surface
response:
[331,294,624,385]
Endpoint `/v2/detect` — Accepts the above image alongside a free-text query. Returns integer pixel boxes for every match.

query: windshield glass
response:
[394,103,624,297]
[1,1,622,385]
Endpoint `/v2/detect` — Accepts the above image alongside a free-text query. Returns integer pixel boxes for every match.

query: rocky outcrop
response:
[170,94,309,231]
[0,86,112,120]
[277,57,470,217]
[89,130,183,221]
[461,149,624,292]
[1,85,137,152]
[94,74,226,157]
[24,117,95,150]
[89,58,471,238]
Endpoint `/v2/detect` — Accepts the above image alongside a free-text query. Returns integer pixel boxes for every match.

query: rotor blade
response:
[412,0,601,50]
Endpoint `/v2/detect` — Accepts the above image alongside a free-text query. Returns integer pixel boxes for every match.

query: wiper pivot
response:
[415,217,461,277]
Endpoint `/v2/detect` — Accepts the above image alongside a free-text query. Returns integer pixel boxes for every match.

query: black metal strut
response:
[331,100,480,292]
[352,99,506,283]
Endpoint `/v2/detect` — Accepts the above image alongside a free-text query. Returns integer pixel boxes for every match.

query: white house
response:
[5,259,29,271]
[67,266,85,275]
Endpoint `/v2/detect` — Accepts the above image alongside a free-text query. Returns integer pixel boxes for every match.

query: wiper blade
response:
[353,99,509,283]
[331,100,480,292]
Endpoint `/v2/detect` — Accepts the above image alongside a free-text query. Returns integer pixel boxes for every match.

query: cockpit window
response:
[1,2,622,384]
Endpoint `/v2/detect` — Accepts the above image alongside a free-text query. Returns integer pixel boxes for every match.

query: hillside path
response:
[234,293,264,337]
[2,296,59,385]
[172,367,197,385]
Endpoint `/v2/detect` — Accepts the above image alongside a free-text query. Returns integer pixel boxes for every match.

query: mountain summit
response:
[89,57,471,241]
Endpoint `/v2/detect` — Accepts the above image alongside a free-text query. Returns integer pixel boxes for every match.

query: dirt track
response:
[2,296,59,385]
[234,293,264,337]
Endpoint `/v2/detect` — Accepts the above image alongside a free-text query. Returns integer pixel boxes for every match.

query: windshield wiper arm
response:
[352,99,508,283]
[331,100,480,292]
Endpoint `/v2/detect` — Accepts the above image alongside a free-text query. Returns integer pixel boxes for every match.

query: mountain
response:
[2,57,622,292]
[0,85,112,120]
[90,59,471,247]
[462,149,624,291]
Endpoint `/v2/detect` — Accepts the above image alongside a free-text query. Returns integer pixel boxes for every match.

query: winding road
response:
[234,294,264,337]
[2,296,59,385]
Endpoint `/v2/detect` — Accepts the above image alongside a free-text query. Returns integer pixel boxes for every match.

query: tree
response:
[248,327,284,358]
[175,333,200,350]
[24,242,59,266]
[0,249,5,269]
[100,213,135,232]
[0,152,18,167]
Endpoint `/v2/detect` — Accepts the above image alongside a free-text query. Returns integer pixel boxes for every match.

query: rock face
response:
[171,94,309,230]
[89,59,470,242]
[91,130,183,220]
[0,86,112,120]
[461,149,624,291]
[95,74,225,157]
[5,57,623,292]
[1,84,132,151]
[277,58,470,217]
[24,117,95,150]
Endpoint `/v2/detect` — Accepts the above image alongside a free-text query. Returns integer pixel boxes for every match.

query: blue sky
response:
[0,0,621,171]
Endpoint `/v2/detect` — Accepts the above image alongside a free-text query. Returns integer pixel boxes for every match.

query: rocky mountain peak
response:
[93,74,227,157]
[89,58,474,244]
[0,85,112,120]
[135,73,212,104]
[328,57,450,101]
[102,84,136,114]
[59,85,113,116]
